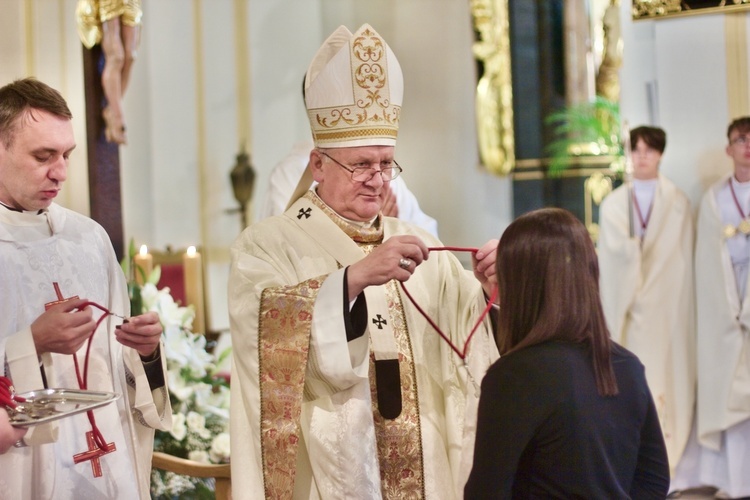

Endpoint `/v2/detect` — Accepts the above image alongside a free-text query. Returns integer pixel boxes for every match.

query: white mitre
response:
[304,24,404,148]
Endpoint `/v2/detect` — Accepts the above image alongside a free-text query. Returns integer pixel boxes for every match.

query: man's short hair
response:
[0,78,72,149]
[630,126,666,154]
[727,116,750,142]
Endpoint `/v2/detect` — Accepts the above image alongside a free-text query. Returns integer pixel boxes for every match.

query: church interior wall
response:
[4,0,749,332]
[619,2,750,213]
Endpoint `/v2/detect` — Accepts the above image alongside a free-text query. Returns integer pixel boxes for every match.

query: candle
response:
[133,245,153,286]
[183,246,206,333]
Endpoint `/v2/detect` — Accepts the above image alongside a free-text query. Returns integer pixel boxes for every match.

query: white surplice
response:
[0,203,171,499]
[229,190,498,500]
[694,175,750,497]
[598,175,696,473]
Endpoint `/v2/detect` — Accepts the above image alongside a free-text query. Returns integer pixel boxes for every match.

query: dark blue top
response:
[464,341,669,499]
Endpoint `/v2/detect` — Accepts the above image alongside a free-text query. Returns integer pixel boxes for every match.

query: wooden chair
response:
[152,451,231,499]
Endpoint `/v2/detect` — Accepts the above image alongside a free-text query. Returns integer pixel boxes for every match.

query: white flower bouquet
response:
[143,281,232,498]
[122,243,232,498]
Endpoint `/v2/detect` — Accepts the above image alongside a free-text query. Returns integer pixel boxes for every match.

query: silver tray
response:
[8,388,120,427]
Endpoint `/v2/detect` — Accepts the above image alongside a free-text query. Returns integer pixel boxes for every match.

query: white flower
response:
[201,387,231,421]
[188,450,211,464]
[192,383,216,410]
[165,471,195,496]
[186,411,206,431]
[167,368,193,401]
[162,325,214,378]
[169,412,187,441]
[209,432,231,463]
[139,283,160,311]
[141,282,196,330]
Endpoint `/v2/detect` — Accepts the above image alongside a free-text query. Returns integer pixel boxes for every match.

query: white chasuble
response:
[228,190,498,500]
[598,175,696,471]
[696,176,750,449]
[0,203,171,500]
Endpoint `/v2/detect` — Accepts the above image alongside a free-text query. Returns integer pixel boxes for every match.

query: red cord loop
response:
[400,247,498,360]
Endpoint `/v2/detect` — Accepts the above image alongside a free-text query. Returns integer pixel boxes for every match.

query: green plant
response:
[544,97,623,177]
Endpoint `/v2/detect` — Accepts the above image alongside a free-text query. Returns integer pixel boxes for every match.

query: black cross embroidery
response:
[372,314,387,329]
[297,207,312,219]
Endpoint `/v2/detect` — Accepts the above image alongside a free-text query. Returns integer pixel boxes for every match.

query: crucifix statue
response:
[75,0,144,261]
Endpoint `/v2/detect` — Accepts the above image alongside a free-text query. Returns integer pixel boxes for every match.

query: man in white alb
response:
[694,116,750,498]
[0,78,171,499]
[598,125,696,480]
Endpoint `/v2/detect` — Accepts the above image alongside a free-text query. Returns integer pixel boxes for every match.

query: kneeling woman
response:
[465,208,669,499]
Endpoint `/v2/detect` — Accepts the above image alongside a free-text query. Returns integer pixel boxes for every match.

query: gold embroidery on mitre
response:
[258,280,320,499]
[309,26,401,146]
[313,127,399,143]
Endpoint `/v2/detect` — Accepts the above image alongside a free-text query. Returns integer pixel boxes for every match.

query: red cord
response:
[399,247,498,360]
[53,288,119,452]
[0,376,26,409]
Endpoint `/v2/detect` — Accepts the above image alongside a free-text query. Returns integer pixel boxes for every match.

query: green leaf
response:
[149,265,162,286]
[129,282,143,316]
[543,97,622,177]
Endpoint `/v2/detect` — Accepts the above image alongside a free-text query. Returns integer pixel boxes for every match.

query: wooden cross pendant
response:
[73,431,116,478]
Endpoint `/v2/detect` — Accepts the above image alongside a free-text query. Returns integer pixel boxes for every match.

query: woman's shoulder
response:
[487,341,589,383]
[610,341,644,366]
[609,342,647,381]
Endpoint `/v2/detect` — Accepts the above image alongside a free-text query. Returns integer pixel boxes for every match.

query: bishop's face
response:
[0,109,75,211]
[632,139,662,180]
[311,145,395,222]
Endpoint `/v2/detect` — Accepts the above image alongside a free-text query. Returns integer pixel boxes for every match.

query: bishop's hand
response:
[31,298,95,355]
[347,235,429,301]
[115,311,162,358]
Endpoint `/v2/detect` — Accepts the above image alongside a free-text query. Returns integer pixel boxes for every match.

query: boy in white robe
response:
[694,116,750,498]
[0,78,171,499]
[598,126,695,481]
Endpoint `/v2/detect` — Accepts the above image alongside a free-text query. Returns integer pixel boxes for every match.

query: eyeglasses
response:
[319,151,402,182]
[730,135,750,146]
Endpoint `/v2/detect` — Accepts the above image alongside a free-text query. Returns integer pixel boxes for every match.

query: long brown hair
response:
[495,208,618,396]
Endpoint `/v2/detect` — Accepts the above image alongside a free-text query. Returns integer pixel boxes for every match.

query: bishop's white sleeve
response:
[304,268,370,398]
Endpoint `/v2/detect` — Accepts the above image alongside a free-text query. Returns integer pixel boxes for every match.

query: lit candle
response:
[183,246,206,333]
[133,245,153,286]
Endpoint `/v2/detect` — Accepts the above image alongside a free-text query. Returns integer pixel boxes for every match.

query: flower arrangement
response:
[121,242,232,499]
